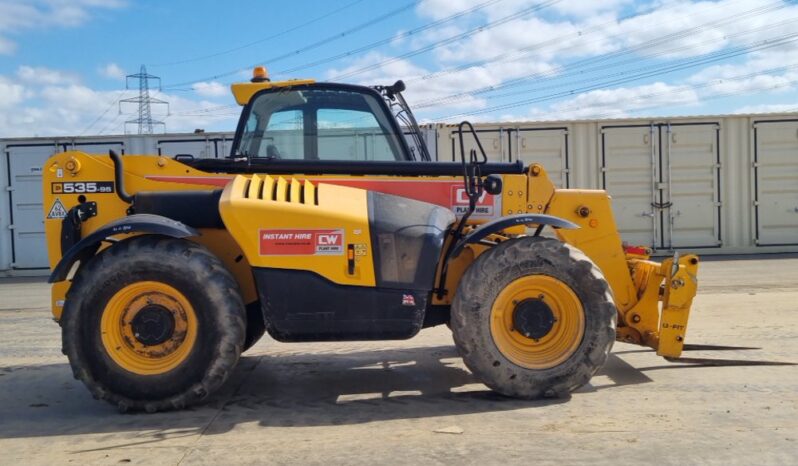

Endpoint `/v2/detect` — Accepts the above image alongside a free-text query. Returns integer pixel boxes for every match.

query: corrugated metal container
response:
[1,115,796,276]
[432,113,798,255]
[0,127,437,275]
[0,132,233,275]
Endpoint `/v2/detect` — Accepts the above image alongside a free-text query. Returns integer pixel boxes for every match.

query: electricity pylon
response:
[120,65,169,134]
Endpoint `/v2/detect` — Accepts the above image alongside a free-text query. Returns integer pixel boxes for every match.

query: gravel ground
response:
[0,255,796,465]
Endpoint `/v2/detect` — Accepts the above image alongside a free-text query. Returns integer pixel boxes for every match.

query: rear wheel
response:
[451,236,616,398]
[62,236,246,412]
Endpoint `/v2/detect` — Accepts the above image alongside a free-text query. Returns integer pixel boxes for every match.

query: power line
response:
[436,36,798,120]
[80,89,127,136]
[150,0,366,67]
[329,0,563,81]
[271,0,505,77]
[433,32,798,120]
[439,16,798,106]
[587,78,798,120]
[171,104,239,116]
[546,63,798,118]
[166,17,798,121]
[158,29,798,125]
[156,1,796,125]
[410,3,661,83]
[162,1,420,90]
[409,0,759,84]
[414,1,789,109]
[97,111,124,135]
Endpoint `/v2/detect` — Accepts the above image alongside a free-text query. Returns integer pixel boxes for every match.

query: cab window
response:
[239,87,407,161]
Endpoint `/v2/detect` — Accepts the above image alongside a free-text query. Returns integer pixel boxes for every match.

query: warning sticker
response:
[47,198,68,219]
[259,229,344,256]
[450,186,496,217]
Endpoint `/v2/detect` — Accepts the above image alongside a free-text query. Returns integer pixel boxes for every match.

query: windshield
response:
[237,87,409,161]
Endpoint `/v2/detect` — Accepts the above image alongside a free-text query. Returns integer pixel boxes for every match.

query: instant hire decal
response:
[259,229,344,255]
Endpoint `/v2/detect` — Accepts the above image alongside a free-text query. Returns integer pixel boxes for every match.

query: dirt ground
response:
[0,255,797,465]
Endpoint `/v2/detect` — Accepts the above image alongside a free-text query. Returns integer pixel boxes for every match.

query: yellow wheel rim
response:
[101,281,197,376]
[490,275,585,370]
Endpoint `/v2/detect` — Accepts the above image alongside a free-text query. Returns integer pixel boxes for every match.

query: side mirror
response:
[392,80,406,93]
[384,80,406,99]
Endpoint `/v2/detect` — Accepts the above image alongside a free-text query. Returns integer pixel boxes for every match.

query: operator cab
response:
[230,67,427,162]
[236,83,413,162]
[185,66,523,177]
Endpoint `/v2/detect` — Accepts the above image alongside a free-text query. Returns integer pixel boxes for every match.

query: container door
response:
[512,128,569,188]
[662,123,722,248]
[6,144,61,269]
[601,125,661,248]
[753,120,798,245]
[450,128,509,162]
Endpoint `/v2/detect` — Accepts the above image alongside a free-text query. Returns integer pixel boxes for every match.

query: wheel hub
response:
[513,298,556,340]
[131,304,176,346]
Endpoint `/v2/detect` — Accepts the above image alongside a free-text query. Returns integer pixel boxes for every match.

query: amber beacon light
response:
[251,66,270,83]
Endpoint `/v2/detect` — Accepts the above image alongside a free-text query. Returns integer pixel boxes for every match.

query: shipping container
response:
[434,112,798,256]
[2,114,796,276]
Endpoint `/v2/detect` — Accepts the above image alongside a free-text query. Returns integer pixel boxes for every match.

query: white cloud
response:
[388,0,798,122]
[415,0,798,71]
[551,0,635,17]
[99,63,126,80]
[548,82,699,118]
[471,82,701,123]
[5,0,798,136]
[705,74,796,95]
[416,0,632,21]
[326,51,556,115]
[416,0,483,20]
[0,66,239,137]
[390,29,408,47]
[684,31,798,96]
[0,0,125,55]
[192,81,229,98]
[0,76,28,109]
[734,103,798,114]
[16,65,81,85]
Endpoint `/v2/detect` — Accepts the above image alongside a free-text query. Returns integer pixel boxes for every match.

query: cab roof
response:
[230,66,316,105]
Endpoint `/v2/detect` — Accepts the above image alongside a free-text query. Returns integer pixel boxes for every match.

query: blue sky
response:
[1,0,797,137]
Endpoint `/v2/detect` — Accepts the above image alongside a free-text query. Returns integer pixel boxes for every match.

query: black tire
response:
[243,301,267,352]
[450,236,616,399]
[62,236,246,412]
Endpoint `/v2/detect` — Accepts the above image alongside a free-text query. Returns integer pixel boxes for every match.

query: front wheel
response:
[62,236,246,412]
[451,236,616,398]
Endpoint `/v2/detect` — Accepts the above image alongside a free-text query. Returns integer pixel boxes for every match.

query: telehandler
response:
[43,67,701,412]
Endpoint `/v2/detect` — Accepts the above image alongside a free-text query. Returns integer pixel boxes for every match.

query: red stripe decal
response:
[145,175,234,187]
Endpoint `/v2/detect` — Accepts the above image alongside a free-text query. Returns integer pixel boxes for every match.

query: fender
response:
[49,214,200,283]
[449,213,579,258]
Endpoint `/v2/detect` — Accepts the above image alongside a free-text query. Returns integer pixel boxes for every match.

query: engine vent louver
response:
[243,174,317,205]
